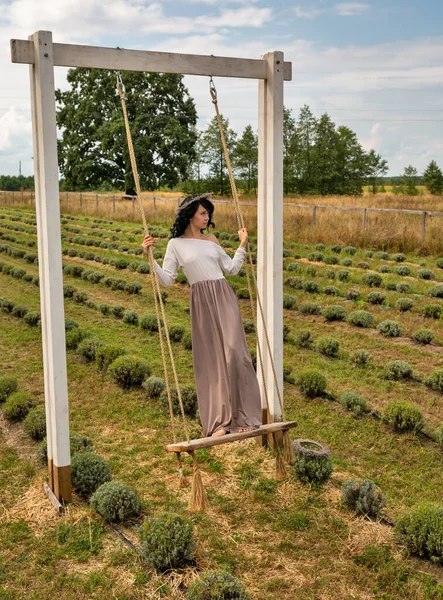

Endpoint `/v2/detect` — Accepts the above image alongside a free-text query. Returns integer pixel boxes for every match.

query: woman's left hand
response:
[239,226,248,247]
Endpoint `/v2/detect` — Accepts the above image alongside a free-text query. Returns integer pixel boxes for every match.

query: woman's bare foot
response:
[212,428,228,437]
[238,427,254,433]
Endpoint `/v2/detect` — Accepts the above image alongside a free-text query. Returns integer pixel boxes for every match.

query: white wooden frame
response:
[11,31,291,501]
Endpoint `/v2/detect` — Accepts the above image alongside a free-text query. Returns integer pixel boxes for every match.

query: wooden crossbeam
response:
[165,421,297,453]
[10,39,292,81]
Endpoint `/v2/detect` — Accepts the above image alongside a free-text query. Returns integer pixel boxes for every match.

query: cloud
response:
[293,6,325,19]
[334,3,369,17]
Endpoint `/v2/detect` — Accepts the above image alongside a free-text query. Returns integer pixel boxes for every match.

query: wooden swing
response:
[116,73,296,511]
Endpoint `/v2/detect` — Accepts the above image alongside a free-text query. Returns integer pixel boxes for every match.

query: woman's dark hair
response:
[170,195,215,238]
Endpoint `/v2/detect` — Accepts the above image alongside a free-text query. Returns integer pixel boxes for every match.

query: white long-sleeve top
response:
[153,237,246,287]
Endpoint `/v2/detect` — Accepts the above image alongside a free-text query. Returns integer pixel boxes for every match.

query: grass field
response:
[1,204,443,599]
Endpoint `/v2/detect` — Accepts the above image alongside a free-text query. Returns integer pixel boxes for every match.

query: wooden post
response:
[421,211,426,244]
[113,194,116,214]
[132,196,135,216]
[312,205,317,226]
[257,51,284,427]
[21,190,24,203]
[12,190,14,204]
[96,193,98,211]
[65,191,68,208]
[153,196,157,219]
[362,208,367,231]
[3,190,6,204]
[79,192,82,208]
[28,30,71,503]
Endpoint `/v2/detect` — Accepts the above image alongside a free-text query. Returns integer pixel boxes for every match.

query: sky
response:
[1,0,443,178]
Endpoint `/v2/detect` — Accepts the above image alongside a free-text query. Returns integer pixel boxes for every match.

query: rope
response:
[116,74,190,444]
[209,78,286,422]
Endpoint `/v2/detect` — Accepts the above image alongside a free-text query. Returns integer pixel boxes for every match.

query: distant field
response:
[1,205,443,599]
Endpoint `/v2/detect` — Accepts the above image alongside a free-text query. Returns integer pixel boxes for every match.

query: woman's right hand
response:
[141,233,156,255]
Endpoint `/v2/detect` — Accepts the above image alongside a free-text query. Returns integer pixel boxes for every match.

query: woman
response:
[142,193,262,438]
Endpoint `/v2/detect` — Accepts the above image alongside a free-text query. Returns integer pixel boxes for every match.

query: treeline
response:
[0,175,34,191]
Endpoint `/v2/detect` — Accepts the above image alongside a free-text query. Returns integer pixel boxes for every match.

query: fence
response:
[2,190,443,251]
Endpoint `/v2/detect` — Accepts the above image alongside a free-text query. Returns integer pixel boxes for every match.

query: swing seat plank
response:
[165,421,297,453]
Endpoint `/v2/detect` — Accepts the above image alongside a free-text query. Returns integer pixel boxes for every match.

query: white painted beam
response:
[29,30,71,502]
[257,51,284,422]
[11,37,292,81]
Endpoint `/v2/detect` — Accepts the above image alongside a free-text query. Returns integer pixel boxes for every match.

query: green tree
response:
[55,69,197,191]
[311,114,339,195]
[283,107,303,195]
[296,105,316,193]
[0,175,34,191]
[423,160,443,195]
[234,125,258,194]
[366,150,389,194]
[402,165,419,195]
[200,115,237,196]
[335,126,368,195]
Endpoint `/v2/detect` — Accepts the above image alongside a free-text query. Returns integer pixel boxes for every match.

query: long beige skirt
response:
[190,278,262,437]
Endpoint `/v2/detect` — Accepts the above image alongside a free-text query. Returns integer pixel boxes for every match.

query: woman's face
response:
[190,204,209,230]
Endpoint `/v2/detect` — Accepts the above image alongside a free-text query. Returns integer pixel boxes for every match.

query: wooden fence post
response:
[422,211,426,244]
[12,191,14,204]
[153,196,157,219]
[65,191,68,208]
[3,190,6,204]
[312,205,317,226]
[21,190,24,203]
[362,208,367,231]
[79,192,82,208]
[96,193,98,211]
[132,196,135,217]
[113,194,116,214]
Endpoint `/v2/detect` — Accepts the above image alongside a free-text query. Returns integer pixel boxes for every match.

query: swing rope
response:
[209,78,294,468]
[116,74,207,508]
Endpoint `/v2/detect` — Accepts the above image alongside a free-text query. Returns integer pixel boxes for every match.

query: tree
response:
[55,69,197,191]
[0,175,34,191]
[296,105,317,193]
[366,150,389,194]
[234,125,258,194]
[402,165,419,195]
[335,126,368,195]
[283,108,303,195]
[423,160,443,195]
[311,114,339,195]
[200,115,237,196]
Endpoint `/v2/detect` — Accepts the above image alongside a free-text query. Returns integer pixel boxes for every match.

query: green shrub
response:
[324,269,336,280]
[395,266,411,276]
[161,385,198,418]
[96,345,127,371]
[139,513,195,571]
[364,251,374,258]
[285,277,303,290]
[423,305,442,319]
[0,376,18,403]
[346,288,361,301]
[24,312,40,327]
[114,258,129,270]
[362,273,383,287]
[73,290,88,304]
[186,571,251,600]
[424,369,443,393]
[2,391,36,422]
[323,285,339,296]
[382,401,425,432]
[344,246,357,255]
[140,314,161,331]
[236,288,250,299]
[90,481,140,521]
[357,261,370,270]
[390,253,406,262]
[77,339,103,362]
[294,453,333,486]
[417,269,435,280]
[367,291,386,305]
[125,282,142,295]
[315,243,326,251]
[396,298,414,312]
[297,370,327,397]
[377,320,402,338]
[71,452,112,498]
[350,349,372,367]
[65,318,79,332]
[299,302,321,315]
[65,328,90,350]
[292,330,314,348]
[169,325,185,342]
[375,251,389,260]
[122,310,139,326]
[383,360,413,381]
[305,266,317,277]
[341,479,386,518]
[331,244,342,253]
[109,356,151,389]
[340,392,367,417]
[307,252,323,262]
[111,305,125,319]
[283,294,297,309]
[435,424,443,448]
[412,329,434,345]
[11,305,28,318]
[286,262,301,272]
[303,281,319,293]
[323,255,339,265]
[337,269,350,281]
[243,319,255,334]
[378,265,391,273]
[322,305,346,321]
[1,300,15,313]
[429,285,443,298]
[23,406,46,440]
[182,332,192,350]
[142,376,166,399]
[37,432,93,464]
[347,310,374,328]
[136,262,150,274]
[396,282,411,294]
[395,504,443,563]
[316,336,340,358]
[436,258,443,269]
[341,258,353,266]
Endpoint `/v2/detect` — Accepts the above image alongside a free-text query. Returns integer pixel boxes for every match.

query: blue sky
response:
[1,0,442,178]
